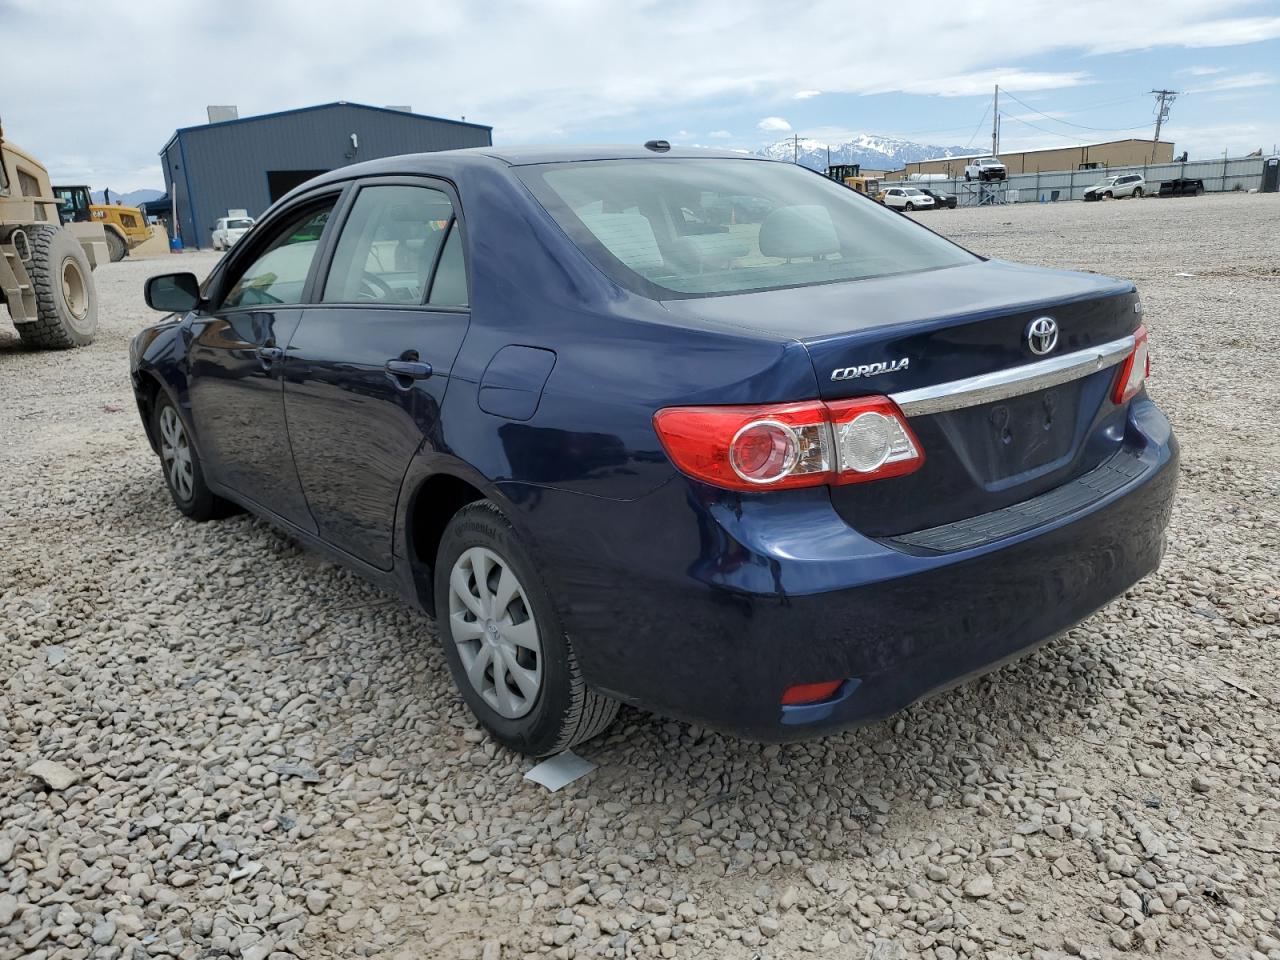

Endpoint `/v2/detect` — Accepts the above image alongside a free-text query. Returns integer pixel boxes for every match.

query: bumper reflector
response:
[780,680,844,705]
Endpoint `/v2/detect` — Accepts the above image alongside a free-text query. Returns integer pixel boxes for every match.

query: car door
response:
[282,178,472,569]
[186,193,341,532]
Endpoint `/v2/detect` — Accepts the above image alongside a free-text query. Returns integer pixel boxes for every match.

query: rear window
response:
[517,159,975,298]
[228,218,253,230]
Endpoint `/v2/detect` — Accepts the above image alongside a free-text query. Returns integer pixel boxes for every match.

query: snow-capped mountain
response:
[755,134,971,171]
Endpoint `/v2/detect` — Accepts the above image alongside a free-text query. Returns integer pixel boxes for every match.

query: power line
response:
[963,100,992,149]
[999,89,1150,133]
[999,113,1094,143]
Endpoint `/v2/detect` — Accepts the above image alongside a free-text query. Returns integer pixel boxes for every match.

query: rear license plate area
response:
[945,383,1081,482]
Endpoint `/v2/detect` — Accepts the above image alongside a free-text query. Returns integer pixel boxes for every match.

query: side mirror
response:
[144,272,201,313]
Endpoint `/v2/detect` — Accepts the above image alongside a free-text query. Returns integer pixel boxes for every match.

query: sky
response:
[1,0,1278,192]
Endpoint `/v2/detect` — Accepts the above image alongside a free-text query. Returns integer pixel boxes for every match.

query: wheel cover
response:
[158,406,195,502]
[60,258,89,323]
[448,546,543,719]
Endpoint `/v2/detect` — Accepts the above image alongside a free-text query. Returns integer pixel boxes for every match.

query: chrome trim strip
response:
[890,334,1136,417]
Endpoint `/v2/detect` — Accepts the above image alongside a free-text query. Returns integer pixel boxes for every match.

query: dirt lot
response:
[2,193,1278,960]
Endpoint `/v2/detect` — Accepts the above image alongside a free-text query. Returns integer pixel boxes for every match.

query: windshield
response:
[517,159,976,298]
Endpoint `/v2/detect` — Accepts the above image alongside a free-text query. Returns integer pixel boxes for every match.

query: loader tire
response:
[105,230,127,262]
[17,225,98,349]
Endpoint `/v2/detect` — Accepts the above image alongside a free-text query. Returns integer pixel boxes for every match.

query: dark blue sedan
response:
[130,145,1177,756]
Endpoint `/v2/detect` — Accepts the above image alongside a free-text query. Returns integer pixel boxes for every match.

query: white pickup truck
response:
[964,157,1008,182]
[211,214,254,251]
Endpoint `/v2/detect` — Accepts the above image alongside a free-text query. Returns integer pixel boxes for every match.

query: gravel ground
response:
[2,193,1278,960]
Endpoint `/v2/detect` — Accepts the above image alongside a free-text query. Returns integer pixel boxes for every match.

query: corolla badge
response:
[1026,316,1059,355]
[830,357,909,381]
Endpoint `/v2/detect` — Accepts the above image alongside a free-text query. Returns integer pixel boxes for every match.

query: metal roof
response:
[160,101,491,154]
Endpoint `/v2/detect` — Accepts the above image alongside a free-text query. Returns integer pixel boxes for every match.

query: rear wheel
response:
[434,502,619,756]
[16,225,98,349]
[152,394,226,520]
[105,230,127,262]
[1132,187,1143,198]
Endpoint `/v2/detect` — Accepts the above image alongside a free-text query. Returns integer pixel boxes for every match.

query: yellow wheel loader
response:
[0,119,107,347]
[53,184,152,262]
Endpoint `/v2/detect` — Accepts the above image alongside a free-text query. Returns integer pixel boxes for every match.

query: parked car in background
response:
[211,216,255,250]
[964,157,1007,181]
[1084,175,1145,201]
[918,187,957,209]
[1158,177,1205,197]
[882,186,936,211]
[131,146,1177,756]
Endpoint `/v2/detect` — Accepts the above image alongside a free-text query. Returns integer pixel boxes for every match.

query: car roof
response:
[404,144,775,167]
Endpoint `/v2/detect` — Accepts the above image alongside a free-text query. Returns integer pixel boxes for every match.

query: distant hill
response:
[755,134,972,171]
[92,188,163,208]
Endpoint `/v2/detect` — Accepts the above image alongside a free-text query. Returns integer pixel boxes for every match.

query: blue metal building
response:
[158,102,492,249]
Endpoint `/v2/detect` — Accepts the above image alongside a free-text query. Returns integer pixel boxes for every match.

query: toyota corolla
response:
[130,145,1178,756]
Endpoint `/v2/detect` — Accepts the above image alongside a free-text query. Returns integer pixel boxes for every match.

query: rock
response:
[758,916,780,938]
[306,891,333,914]
[27,758,79,790]
[927,864,949,883]
[92,920,117,945]
[964,875,994,898]
[0,893,18,925]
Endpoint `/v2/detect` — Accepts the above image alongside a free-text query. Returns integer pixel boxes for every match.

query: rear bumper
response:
[511,398,1178,740]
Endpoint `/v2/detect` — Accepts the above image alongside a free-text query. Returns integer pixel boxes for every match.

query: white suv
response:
[1083,174,1145,201]
[881,186,936,211]
[964,157,1007,182]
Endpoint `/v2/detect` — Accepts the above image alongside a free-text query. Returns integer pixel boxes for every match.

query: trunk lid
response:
[662,260,1142,536]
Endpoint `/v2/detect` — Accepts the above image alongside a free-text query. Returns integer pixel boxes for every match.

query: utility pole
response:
[1150,89,1178,163]
[991,84,1000,157]
[793,134,800,164]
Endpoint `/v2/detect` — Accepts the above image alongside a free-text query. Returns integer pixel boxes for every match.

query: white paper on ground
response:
[524,750,596,792]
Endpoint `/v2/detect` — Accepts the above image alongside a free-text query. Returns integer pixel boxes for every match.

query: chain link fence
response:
[910,156,1267,206]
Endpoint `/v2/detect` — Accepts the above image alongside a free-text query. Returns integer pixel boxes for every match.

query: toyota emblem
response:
[1026,316,1059,355]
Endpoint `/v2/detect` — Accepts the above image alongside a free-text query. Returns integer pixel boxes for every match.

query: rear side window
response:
[428,222,468,307]
[322,185,454,304]
[519,159,975,298]
[221,203,334,309]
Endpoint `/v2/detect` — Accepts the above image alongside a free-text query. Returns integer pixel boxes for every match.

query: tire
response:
[151,393,223,521]
[105,230,127,262]
[16,225,98,349]
[964,172,972,182]
[904,202,914,211]
[1104,192,1113,200]
[434,502,619,756]
[1133,187,1143,198]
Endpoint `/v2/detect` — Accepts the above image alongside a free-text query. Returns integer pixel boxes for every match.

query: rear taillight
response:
[1113,325,1150,404]
[653,396,924,493]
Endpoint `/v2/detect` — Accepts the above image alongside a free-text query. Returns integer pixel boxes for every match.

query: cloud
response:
[875,69,1091,97]
[1186,71,1276,93]
[793,90,822,99]
[708,129,733,138]
[1,0,1278,190]
[1179,65,1226,76]
[757,117,792,132]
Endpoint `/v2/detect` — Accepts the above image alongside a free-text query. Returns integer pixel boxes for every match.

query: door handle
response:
[257,345,284,362]
[385,359,433,380]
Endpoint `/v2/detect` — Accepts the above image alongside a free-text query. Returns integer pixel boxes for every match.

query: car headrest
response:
[577,211,664,272]
[758,205,840,259]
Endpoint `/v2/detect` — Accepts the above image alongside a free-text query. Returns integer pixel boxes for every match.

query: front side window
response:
[519,159,976,298]
[323,185,454,304]
[221,202,334,309]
